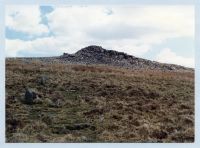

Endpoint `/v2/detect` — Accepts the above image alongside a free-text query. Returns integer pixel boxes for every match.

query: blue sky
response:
[5,5,194,67]
[143,37,194,60]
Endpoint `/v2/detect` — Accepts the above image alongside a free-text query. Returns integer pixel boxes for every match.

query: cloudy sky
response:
[6,5,194,67]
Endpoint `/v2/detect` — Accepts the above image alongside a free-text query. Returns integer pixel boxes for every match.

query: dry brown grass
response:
[6,59,194,143]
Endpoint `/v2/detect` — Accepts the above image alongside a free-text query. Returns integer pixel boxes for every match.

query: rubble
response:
[13,45,193,72]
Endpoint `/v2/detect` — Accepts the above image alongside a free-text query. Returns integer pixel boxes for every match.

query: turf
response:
[6,59,194,143]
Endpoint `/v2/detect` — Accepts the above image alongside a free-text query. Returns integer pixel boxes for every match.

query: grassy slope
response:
[6,59,194,143]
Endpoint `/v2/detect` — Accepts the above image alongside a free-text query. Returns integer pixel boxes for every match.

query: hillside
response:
[6,58,194,143]
[60,45,192,71]
[12,45,193,72]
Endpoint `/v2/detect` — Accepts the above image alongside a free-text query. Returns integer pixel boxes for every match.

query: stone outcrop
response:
[59,45,192,72]
[12,45,193,72]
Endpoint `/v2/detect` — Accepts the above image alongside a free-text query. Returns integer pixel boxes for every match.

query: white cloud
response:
[6,37,67,57]
[6,5,194,60]
[6,37,151,57]
[6,6,49,36]
[47,6,194,37]
[46,5,194,55]
[156,48,194,68]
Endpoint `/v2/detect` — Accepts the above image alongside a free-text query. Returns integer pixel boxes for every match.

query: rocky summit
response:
[12,45,193,72]
[59,45,192,72]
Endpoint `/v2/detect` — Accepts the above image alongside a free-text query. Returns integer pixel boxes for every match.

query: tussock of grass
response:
[6,59,194,143]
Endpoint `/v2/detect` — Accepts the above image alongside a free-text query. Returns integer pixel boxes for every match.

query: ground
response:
[6,59,194,143]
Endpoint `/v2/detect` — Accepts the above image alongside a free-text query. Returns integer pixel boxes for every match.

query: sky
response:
[5,5,194,68]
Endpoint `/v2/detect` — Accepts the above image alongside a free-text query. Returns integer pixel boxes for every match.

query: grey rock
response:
[24,88,37,104]
[38,75,48,86]
[12,45,193,72]
[58,45,192,72]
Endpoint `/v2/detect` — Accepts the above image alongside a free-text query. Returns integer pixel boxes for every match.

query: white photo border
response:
[0,0,199,147]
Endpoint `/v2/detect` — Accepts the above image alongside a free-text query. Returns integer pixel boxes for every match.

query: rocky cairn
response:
[59,45,191,71]
[13,45,193,72]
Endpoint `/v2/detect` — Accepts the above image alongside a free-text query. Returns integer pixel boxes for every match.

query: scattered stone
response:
[38,75,48,86]
[24,88,37,104]
[58,45,192,72]
[15,45,193,72]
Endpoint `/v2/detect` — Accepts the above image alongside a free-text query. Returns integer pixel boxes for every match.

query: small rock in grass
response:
[38,75,48,86]
[24,88,37,104]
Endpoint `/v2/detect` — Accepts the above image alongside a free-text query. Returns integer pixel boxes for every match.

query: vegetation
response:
[6,59,194,143]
